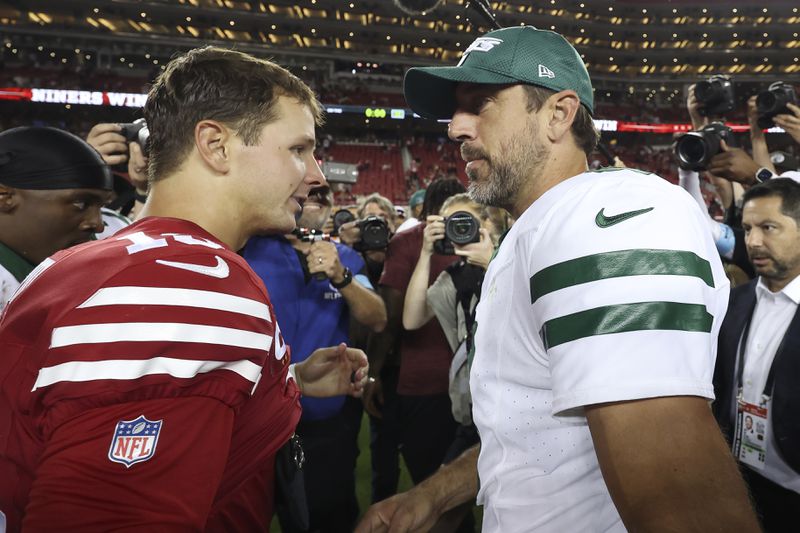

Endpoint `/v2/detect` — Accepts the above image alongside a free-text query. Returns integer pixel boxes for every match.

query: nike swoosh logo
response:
[156,255,230,279]
[595,207,654,228]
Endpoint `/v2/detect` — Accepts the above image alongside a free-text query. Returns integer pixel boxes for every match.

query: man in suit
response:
[714,177,800,532]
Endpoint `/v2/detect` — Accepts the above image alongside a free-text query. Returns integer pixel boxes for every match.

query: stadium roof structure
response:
[2,0,799,85]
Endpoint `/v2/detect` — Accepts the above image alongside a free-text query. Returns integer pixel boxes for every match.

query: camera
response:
[756,81,798,129]
[294,228,331,243]
[674,122,736,171]
[332,209,356,235]
[434,211,480,255]
[695,75,735,117]
[293,228,332,280]
[119,118,150,150]
[353,215,390,252]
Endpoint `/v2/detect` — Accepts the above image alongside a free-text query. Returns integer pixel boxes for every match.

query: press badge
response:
[734,399,768,470]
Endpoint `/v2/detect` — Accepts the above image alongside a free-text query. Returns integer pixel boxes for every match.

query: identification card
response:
[734,400,768,470]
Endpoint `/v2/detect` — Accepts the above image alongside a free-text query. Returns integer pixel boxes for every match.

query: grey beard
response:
[467,163,520,210]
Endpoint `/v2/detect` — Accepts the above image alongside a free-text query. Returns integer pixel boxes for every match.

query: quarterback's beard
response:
[464,130,549,210]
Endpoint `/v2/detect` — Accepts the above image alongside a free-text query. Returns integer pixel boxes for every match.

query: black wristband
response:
[331,267,353,289]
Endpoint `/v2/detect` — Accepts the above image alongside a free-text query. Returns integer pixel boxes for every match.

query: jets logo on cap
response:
[538,65,555,78]
[457,37,504,66]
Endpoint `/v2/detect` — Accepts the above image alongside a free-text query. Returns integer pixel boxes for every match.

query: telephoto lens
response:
[673,122,735,171]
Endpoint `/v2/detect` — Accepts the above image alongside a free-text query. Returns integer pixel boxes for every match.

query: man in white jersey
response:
[357,26,759,533]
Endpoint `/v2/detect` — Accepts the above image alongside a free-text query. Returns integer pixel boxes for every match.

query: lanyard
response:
[736,315,780,402]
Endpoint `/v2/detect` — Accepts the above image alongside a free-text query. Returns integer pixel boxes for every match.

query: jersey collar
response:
[0,241,36,282]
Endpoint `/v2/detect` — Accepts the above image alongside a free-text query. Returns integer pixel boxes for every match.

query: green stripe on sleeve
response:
[540,301,713,350]
[530,249,714,304]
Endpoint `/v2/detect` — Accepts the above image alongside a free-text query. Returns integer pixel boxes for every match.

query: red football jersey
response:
[0,217,301,532]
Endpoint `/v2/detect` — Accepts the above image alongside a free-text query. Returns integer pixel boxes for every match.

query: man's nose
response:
[448,110,477,143]
[80,206,105,234]
[307,156,327,189]
[746,230,763,248]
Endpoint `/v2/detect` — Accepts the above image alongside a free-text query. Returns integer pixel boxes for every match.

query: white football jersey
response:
[471,168,729,532]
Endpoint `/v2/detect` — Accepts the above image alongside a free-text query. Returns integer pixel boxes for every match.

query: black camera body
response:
[674,122,736,171]
[434,211,480,255]
[695,75,735,117]
[757,81,798,129]
[354,215,390,252]
[119,118,150,149]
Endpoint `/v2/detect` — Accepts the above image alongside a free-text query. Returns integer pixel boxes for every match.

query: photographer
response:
[679,85,754,281]
[367,176,466,502]
[85,122,149,218]
[243,184,385,532]
[400,192,494,532]
[338,192,397,286]
[699,83,800,186]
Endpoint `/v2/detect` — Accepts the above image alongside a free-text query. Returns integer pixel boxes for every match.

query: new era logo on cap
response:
[457,37,504,66]
[538,64,555,78]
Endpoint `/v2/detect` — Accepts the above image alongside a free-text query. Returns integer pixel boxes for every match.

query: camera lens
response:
[680,136,707,164]
[694,81,715,103]
[332,209,355,235]
[445,211,480,245]
[757,91,778,114]
[357,216,390,251]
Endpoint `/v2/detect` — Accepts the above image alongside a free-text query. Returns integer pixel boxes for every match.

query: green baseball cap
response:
[404,26,594,120]
[409,188,426,208]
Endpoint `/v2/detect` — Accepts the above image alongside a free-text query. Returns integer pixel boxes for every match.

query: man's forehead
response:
[27,187,110,199]
[744,195,783,212]
[455,82,516,99]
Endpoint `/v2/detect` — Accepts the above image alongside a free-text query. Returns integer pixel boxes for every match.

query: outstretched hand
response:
[296,343,369,398]
[354,489,439,533]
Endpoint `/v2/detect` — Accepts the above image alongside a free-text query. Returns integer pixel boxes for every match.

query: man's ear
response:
[0,184,19,214]
[545,90,581,143]
[195,120,232,174]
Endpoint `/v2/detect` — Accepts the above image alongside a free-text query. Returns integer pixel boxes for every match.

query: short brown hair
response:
[522,84,599,157]
[144,46,323,180]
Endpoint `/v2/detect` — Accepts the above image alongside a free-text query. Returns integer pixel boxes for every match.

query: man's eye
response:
[73,201,87,211]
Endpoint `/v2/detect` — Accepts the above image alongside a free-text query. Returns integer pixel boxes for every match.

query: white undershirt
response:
[740,275,800,491]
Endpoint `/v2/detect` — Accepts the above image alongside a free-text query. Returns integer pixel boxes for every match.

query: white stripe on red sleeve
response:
[50,323,273,351]
[78,286,272,321]
[32,356,264,391]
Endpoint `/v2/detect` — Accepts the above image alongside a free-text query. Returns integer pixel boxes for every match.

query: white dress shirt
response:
[741,275,800,492]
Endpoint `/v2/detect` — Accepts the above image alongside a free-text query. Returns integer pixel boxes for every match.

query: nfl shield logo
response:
[108,415,163,468]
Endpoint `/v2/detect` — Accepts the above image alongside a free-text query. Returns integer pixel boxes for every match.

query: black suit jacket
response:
[713,278,800,474]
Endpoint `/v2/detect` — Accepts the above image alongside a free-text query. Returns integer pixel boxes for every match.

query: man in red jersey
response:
[0,46,369,532]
